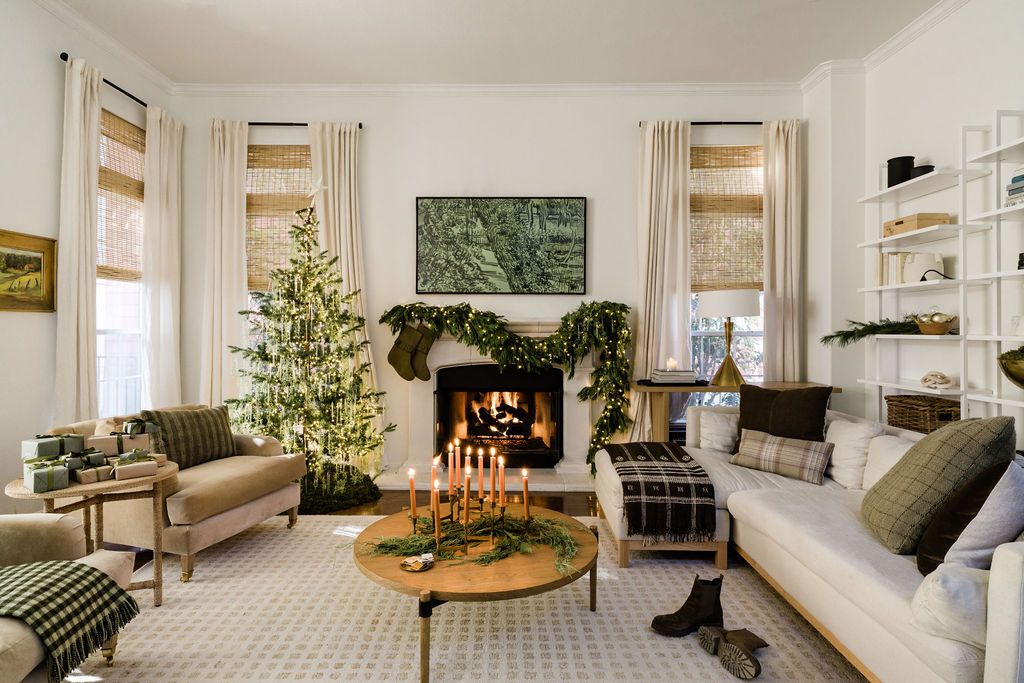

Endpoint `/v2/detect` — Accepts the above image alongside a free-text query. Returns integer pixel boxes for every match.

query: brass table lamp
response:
[697,289,761,387]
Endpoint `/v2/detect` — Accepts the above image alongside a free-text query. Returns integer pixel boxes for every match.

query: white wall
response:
[176,90,802,471]
[0,0,171,511]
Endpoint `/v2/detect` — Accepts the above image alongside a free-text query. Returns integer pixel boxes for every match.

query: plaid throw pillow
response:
[140,406,236,469]
[731,429,834,485]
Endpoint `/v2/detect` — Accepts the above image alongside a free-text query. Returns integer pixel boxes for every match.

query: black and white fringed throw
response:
[0,560,139,683]
[605,442,716,544]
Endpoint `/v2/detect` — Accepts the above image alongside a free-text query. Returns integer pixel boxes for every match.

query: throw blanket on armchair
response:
[0,560,139,683]
[605,442,716,544]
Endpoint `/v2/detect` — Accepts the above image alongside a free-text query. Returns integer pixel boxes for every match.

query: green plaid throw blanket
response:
[0,560,139,683]
[605,442,716,544]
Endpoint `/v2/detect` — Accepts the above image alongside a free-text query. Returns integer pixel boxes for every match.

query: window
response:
[689,145,765,406]
[245,145,312,292]
[96,110,145,416]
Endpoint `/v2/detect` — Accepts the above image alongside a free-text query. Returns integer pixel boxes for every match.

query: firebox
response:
[435,364,563,469]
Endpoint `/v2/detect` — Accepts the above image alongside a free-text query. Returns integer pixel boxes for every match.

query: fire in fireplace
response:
[435,364,563,469]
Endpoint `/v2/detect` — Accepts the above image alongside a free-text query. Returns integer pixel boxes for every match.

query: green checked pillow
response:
[140,405,236,469]
[861,417,1015,555]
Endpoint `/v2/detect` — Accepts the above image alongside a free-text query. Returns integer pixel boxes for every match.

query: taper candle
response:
[489,448,497,502]
[499,456,506,507]
[408,468,416,520]
[447,448,454,494]
[463,467,472,527]
[454,438,461,483]
[431,456,439,494]
[522,468,529,520]
[433,479,441,548]
[477,451,484,499]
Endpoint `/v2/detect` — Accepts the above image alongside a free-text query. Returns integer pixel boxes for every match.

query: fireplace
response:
[435,364,563,468]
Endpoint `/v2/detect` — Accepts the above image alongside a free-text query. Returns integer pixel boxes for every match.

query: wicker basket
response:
[884,394,961,434]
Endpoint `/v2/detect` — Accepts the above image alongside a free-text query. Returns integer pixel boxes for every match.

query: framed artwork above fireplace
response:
[416,197,585,294]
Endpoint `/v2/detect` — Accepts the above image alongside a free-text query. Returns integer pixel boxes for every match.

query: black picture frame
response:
[416,197,586,295]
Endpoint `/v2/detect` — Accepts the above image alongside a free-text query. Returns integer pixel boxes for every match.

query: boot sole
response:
[719,643,761,680]
[697,626,725,654]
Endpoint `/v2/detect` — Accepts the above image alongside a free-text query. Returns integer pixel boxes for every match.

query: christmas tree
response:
[227,206,394,513]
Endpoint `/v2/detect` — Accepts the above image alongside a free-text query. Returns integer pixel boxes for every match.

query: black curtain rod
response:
[59,52,147,108]
[249,121,364,129]
[638,120,762,127]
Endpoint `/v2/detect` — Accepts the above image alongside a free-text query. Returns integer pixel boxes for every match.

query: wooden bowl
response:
[916,316,957,335]
[998,358,1024,390]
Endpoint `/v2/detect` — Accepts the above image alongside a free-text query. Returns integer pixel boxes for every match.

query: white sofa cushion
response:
[728,488,984,682]
[911,563,989,648]
[945,462,1024,569]
[700,410,739,453]
[862,434,916,489]
[825,418,884,489]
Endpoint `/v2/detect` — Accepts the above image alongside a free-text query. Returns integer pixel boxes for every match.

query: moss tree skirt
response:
[299,462,381,515]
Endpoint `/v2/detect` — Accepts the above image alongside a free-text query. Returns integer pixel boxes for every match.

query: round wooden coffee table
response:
[354,507,599,683]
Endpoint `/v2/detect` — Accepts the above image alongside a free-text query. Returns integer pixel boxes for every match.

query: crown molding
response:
[171,81,802,98]
[33,0,175,95]
[799,59,865,93]
[863,0,970,70]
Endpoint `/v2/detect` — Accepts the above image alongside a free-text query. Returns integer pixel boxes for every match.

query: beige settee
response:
[49,405,306,582]
[0,513,135,682]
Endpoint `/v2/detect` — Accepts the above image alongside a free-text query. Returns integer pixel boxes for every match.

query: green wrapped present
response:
[23,461,70,493]
[79,447,107,467]
[60,455,85,471]
[21,434,86,461]
[122,419,159,437]
[86,433,149,457]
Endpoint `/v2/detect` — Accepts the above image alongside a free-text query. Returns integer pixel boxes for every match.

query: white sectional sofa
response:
[594,405,1024,683]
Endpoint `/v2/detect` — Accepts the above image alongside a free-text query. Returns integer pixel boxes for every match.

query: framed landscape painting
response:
[0,229,56,312]
[416,197,586,294]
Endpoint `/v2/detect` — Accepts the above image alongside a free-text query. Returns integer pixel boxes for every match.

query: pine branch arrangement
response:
[820,316,920,347]
[379,301,632,470]
[227,207,395,509]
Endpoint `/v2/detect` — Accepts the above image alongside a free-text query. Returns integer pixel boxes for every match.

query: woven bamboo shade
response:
[97,110,145,281]
[690,144,764,292]
[246,145,312,291]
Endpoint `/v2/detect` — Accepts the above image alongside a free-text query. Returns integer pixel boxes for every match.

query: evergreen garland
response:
[380,301,632,470]
[820,316,920,347]
[367,515,580,575]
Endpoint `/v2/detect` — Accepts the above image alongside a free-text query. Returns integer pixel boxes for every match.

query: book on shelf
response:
[1007,180,1024,192]
[1006,194,1024,209]
[650,369,698,383]
[877,251,912,286]
[1008,186,1024,197]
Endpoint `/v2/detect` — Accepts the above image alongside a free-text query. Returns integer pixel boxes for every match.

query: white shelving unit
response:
[858,109,1024,421]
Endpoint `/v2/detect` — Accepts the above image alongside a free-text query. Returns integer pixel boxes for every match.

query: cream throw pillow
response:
[825,419,884,489]
[911,563,989,648]
[945,462,1024,569]
[731,429,834,485]
[700,411,740,453]
[862,435,915,489]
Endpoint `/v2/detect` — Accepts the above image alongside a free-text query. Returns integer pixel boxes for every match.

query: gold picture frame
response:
[0,229,56,312]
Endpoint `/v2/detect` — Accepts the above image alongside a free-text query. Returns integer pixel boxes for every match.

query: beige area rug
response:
[76,515,863,682]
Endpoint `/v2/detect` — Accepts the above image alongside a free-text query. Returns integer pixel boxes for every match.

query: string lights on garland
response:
[380,301,632,470]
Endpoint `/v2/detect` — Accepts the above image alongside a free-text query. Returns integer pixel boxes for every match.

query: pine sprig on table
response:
[379,301,632,471]
[820,316,920,347]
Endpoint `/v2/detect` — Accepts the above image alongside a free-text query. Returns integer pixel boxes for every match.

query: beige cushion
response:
[862,417,1016,554]
[0,514,84,566]
[165,454,306,526]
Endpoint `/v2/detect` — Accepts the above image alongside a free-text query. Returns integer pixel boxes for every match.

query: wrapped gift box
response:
[122,419,160,436]
[21,434,86,461]
[78,448,107,467]
[86,433,150,457]
[74,465,114,485]
[60,454,85,471]
[113,460,158,481]
[23,462,70,493]
[149,453,167,465]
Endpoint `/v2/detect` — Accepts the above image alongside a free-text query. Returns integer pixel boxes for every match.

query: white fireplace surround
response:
[376,321,598,492]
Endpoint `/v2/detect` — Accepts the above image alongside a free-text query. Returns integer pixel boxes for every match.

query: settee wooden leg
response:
[180,554,195,583]
[101,634,117,666]
[287,506,298,529]
[714,542,729,570]
[617,540,631,568]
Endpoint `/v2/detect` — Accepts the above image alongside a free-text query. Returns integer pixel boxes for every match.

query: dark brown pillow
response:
[737,385,833,451]
[140,405,236,469]
[916,462,1009,575]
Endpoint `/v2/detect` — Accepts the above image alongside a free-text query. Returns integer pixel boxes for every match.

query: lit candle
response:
[489,447,497,502]
[666,357,678,371]
[478,451,485,499]
[454,438,461,483]
[464,467,472,527]
[465,454,472,481]
[499,456,506,507]
[431,456,439,494]
[433,479,442,549]
[408,468,416,521]
[522,468,529,520]
[447,446,454,494]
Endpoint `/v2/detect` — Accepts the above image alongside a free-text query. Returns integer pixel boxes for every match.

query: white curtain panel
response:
[199,120,249,406]
[308,122,379,391]
[630,120,691,441]
[763,119,805,382]
[141,106,184,409]
[54,58,101,424]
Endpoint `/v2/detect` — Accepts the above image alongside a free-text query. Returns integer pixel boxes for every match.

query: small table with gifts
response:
[5,460,178,607]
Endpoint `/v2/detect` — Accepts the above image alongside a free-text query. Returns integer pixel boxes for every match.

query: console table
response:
[632,381,842,441]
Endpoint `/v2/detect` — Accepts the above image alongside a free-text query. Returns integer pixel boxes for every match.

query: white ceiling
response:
[59,0,939,85]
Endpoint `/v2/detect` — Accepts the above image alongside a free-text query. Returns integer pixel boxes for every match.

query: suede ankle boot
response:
[651,574,724,637]
[697,627,769,680]
[387,325,422,381]
[411,324,437,381]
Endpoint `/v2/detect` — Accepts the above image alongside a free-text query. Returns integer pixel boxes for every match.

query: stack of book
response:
[877,252,912,286]
[1007,168,1024,209]
[650,368,698,384]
